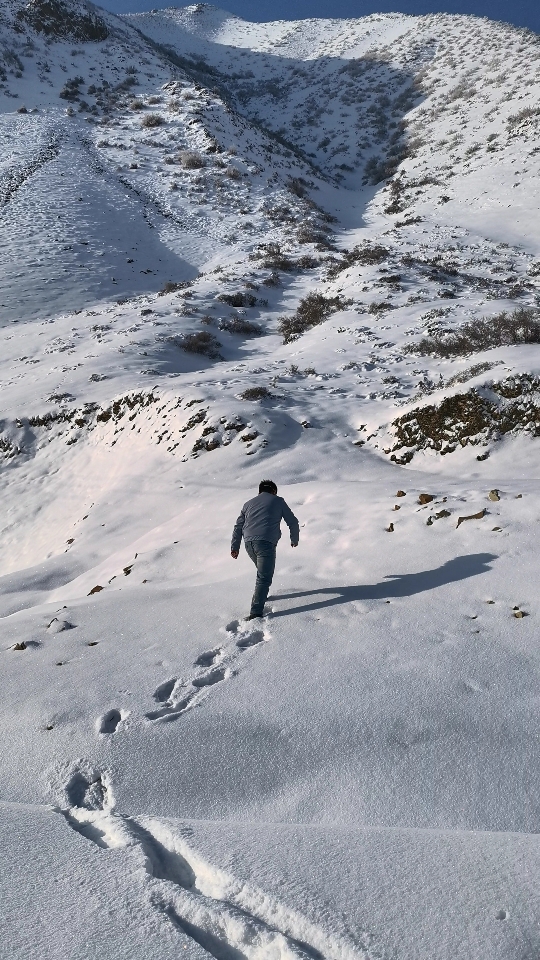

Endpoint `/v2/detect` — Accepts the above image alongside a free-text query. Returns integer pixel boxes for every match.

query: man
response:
[231,480,299,620]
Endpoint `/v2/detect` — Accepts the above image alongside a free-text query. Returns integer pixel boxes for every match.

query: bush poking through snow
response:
[240,387,272,401]
[217,292,257,308]
[250,244,296,272]
[368,301,394,315]
[177,332,222,359]
[141,113,164,128]
[178,150,205,169]
[278,293,350,343]
[328,243,389,277]
[218,317,263,336]
[159,281,191,296]
[262,271,281,287]
[406,308,540,358]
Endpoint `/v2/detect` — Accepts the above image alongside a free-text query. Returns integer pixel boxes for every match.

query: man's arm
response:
[230,507,245,558]
[282,501,299,546]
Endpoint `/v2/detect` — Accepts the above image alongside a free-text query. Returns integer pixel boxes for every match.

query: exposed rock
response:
[386,522,394,532]
[488,489,500,501]
[456,509,486,528]
[12,642,27,651]
[396,490,406,497]
[388,375,540,463]
[88,584,103,595]
[418,493,434,504]
[16,0,109,41]
[47,618,74,633]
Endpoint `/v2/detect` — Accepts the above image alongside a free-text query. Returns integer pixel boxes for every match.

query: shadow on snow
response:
[271,553,498,617]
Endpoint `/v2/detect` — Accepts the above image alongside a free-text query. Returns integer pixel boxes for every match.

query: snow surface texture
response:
[2,2,540,957]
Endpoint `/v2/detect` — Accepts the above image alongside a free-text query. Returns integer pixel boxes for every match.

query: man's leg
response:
[248,539,276,617]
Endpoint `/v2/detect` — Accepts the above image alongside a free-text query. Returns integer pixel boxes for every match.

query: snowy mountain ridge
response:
[3,4,540,958]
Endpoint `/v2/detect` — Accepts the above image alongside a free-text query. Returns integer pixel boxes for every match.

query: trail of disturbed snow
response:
[57,764,374,960]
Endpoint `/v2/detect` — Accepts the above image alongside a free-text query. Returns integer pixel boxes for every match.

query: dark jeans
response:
[244,539,276,616]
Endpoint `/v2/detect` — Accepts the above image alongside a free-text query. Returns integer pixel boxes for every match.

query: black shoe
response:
[245,613,262,621]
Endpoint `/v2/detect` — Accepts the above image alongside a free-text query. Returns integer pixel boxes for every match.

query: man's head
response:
[259,479,278,495]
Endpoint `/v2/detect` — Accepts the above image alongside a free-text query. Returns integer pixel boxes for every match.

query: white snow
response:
[3,2,540,957]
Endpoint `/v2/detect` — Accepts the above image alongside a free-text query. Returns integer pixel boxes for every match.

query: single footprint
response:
[192,667,227,688]
[146,691,196,722]
[153,678,177,702]
[98,709,122,734]
[225,620,240,634]
[236,630,265,649]
[195,647,222,668]
[65,768,108,810]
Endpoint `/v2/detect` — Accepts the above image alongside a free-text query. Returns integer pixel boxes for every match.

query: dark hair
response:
[259,479,277,494]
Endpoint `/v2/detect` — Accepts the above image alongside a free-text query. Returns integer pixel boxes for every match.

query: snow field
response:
[2,2,540,957]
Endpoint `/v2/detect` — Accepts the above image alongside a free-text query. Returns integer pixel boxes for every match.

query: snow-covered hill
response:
[3,4,540,958]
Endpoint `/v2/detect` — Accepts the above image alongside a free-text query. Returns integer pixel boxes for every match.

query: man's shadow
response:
[271,553,498,617]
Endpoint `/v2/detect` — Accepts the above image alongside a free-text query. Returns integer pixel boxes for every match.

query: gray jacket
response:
[231,492,299,552]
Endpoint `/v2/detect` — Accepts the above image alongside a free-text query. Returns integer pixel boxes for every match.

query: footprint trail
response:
[57,773,372,960]
[145,619,271,723]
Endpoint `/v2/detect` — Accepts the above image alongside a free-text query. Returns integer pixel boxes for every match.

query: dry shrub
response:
[219,317,262,336]
[177,332,222,359]
[262,271,281,287]
[240,386,272,400]
[368,301,393,315]
[217,292,256,308]
[178,150,205,169]
[406,308,540,357]
[278,293,350,343]
[159,281,192,296]
[508,106,540,131]
[297,254,319,269]
[296,224,333,248]
[141,113,164,128]
[225,166,241,180]
[250,244,296,272]
[328,243,389,277]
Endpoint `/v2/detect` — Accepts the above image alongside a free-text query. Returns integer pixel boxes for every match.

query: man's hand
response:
[231,550,239,559]
[291,542,298,548]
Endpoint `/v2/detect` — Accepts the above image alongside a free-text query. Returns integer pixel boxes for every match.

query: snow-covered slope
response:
[3,4,540,958]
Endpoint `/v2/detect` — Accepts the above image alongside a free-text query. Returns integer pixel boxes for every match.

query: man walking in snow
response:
[231,480,299,620]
